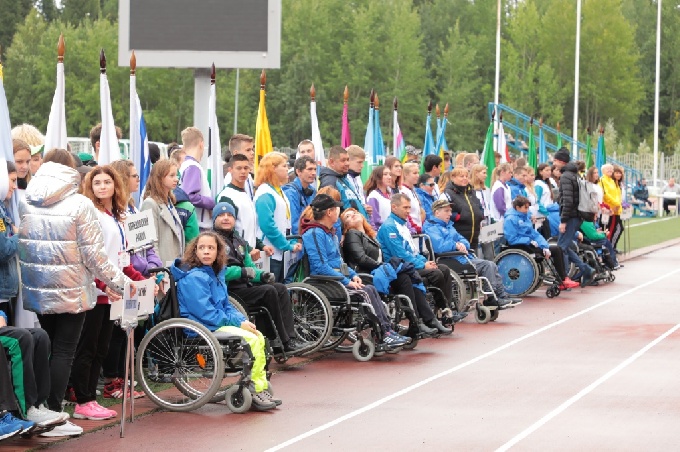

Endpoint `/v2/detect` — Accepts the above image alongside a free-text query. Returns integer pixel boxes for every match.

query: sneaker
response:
[261,388,282,407]
[39,421,83,438]
[251,391,277,411]
[0,412,24,441]
[62,387,77,406]
[613,264,623,270]
[418,322,438,336]
[382,331,407,347]
[73,401,116,421]
[1,412,35,436]
[580,267,596,288]
[103,380,145,399]
[509,298,523,306]
[283,337,310,354]
[562,277,580,289]
[26,406,66,427]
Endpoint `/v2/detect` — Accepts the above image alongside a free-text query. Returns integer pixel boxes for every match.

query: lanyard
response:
[272,185,291,220]
[167,199,181,227]
[105,209,126,250]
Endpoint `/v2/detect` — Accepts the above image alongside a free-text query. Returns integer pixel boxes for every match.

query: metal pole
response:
[233,68,240,135]
[653,0,662,188]
[494,0,502,155]
[572,0,582,159]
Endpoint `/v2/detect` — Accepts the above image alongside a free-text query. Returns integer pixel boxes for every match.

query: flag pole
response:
[572,0,582,159]
[393,96,398,157]
[233,68,239,135]
[653,0,662,187]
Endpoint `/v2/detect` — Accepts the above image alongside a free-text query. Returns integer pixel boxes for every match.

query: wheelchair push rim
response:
[494,249,541,297]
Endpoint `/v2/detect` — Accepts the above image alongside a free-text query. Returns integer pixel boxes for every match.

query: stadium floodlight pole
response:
[572,0,582,160]
[653,0,662,187]
[234,68,240,135]
[494,0,501,154]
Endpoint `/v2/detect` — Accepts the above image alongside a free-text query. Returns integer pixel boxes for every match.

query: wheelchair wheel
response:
[136,318,224,412]
[288,283,333,355]
[489,309,499,322]
[546,285,560,298]
[495,249,541,297]
[352,337,375,362]
[225,385,252,414]
[475,305,491,324]
[403,337,419,350]
[449,271,468,313]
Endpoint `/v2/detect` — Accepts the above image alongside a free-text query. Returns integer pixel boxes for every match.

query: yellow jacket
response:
[600,175,622,215]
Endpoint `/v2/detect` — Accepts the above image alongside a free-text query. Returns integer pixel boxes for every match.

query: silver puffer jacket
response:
[18,162,130,315]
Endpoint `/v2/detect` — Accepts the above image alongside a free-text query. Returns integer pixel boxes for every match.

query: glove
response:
[530,240,539,248]
[241,267,256,280]
[260,272,276,284]
[543,248,551,258]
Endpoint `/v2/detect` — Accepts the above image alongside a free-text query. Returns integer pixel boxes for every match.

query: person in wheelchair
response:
[377,193,467,324]
[340,208,450,336]
[503,197,579,290]
[211,202,310,354]
[300,194,411,348]
[170,231,280,411]
[579,221,621,270]
[423,200,521,308]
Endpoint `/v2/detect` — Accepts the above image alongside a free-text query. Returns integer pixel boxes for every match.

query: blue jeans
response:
[557,217,589,273]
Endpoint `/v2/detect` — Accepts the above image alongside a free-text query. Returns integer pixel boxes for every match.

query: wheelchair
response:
[575,241,615,285]
[493,244,562,298]
[136,267,268,414]
[416,234,505,324]
[228,279,333,364]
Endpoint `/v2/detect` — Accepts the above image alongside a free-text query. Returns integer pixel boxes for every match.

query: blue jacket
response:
[0,202,19,299]
[170,261,246,333]
[282,178,316,235]
[377,213,427,270]
[415,187,437,222]
[300,219,356,286]
[503,208,549,249]
[422,218,471,265]
[507,177,527,200]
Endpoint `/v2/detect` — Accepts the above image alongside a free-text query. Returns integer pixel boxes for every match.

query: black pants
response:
[663,198,676,214]
[418,265,453,309]
[390,272,434,323]
[71,304,115,404]
[37,312,86,412]
[0,327,50,414]
[102,324,146,380]
[0,349,20,412]
[607,214,624,249]
[230,283,294,344]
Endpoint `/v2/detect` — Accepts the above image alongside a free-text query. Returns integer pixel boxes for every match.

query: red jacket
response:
[95,264,146,305]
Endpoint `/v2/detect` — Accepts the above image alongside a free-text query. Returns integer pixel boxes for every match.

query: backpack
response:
[577,177,599,221]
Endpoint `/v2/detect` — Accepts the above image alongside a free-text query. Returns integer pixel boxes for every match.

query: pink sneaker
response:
[73,401,116,420]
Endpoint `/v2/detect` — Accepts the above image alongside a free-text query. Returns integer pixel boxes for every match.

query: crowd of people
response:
[1,123,629,440]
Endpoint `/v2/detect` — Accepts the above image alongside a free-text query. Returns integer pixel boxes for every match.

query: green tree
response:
[61,0,100,24]
[0,0,32,59]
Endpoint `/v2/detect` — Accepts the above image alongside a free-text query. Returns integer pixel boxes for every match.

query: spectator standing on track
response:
[178,127,215,231]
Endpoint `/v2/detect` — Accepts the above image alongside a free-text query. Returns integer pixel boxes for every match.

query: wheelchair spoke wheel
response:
[288,283,333,355]
[495,249,541,297]
[136,319,224,412]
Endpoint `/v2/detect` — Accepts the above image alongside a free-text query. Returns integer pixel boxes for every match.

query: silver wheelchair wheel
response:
[288,283,333,355]
[137,318,225,412]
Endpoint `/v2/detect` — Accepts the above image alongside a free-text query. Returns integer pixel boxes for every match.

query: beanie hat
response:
[212,202,235,224]
[553,147,570,163]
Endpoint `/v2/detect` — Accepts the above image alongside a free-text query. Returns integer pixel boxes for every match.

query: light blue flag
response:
[419,112,435,174]
[374,107,385,166]
[130,73,150,206]
[362,105,374,183]
[539,126,548,164]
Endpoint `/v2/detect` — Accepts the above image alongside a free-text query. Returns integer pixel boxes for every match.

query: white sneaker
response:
[38,404,69,422]
[39,421,83,438]
[26,406,65,427]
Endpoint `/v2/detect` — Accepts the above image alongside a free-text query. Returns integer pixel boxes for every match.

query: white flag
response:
[208,81,223,200]
[130,73,150,205]
[44,61,67,152]
[310,100,325,166]
[98,72,119,165]
[0,69,13,202]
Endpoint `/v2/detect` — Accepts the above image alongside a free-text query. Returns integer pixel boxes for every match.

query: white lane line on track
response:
[496,322,680,452]
[266,266,680,452]
[628,216,678,228]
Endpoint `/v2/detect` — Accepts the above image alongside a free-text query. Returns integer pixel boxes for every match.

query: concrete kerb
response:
[620,237,680,262]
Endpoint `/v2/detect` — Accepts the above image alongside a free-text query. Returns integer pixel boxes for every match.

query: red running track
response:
[37,245,680,450]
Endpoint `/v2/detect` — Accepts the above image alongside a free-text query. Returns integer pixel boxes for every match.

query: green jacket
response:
[580,221,606,241]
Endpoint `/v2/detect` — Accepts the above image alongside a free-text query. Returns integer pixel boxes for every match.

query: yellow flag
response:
[254,88,272,174]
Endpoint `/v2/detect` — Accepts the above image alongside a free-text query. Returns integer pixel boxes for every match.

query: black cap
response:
[553,147,570,163]
[310,194,343,211]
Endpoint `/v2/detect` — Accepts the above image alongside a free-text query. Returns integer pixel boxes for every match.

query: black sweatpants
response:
[71,304,115,405]
[230,283,294,344]
[37,312,86,412]
[390,272,434,323]
[0,349,20,412]
[418,265,454,309]
[0,327,50,415]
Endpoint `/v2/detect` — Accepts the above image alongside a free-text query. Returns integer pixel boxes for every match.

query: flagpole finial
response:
[57,34,65,63]
[491,110,495,120]
[587,126,591,134]
[530,117,534,126]
[539,117,543,127]
[260,69,266,89]
[557,121,561,132]
[100,49,106,74]
[435,104,440,118]
[369,89,375,106]
[210,63,216,84]
[393,97,398,111]
[343,85,349,104]
[130,50,136,75]
[374,93,380,110]
[310,84,316,101]
[427,100,432,114]
[444,103,449,117]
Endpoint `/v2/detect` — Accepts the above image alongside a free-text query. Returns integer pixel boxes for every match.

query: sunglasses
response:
[422,182,436,187]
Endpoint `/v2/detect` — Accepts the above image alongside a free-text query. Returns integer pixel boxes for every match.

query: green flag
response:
[483,121,495,186]
[527,123,537,171]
